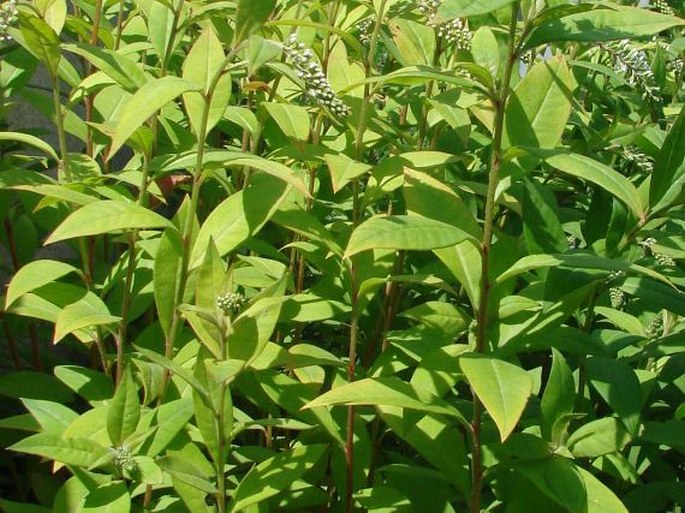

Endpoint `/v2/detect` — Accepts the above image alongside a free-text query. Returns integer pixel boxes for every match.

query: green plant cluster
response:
[0,0,684,512]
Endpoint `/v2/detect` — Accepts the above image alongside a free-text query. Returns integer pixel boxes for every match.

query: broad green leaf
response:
[46,200,173,244]
[0,131,59,160]
[399,301,468,337]
[234,0,276,44]
[55,365,113,403]
[82,482,131,513]
[108,77,200,159]
[436,0,516,19]
[471,27,500,80]
[496,253,670,287]
[355,486,412,513]
[144,396,194,457]
[504,56,575,150]
[459,354,533,441]
[577,466,629,513]
[63,43,148,91]
[345,215,475,259]
[107,366,141,447]
[567,418,631,458]
[325,153,372,193]
[228,445,327,513]
[525,7,685,49]
[18,15,61,76]
[224,106,260,135]
[157,455,218,494]
[304,377,467,422]
[22,399,78,433]
[640,421,685,454]
[263,103,310,141]
[516,457,586,512]
[434,241,482,308]
[227,276,287,363]
[521,178,568,254]
[9,433,109,468]
[586,357,642,436]
[540,348,575,445]
[650,104,685,209]
[544,153,644,218]
[404,169,481,239]
[190,173,290,268]
[621,277,685,316]
[387,18,435,67]
[154,227,183,338]
[54,299,120,343]
[5,260,79,308]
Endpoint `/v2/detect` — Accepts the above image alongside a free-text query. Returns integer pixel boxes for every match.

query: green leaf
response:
[157,455,218,494]
[154,227,183,338]
[544,153,644,219]
[525,6,685,49]
[4,260,79,309]
[387,18,435,67]
[304,377,467,422]
[107,365,141,447]
[108,77,200,159]
[567,418,631,458]
[263,103,310,141]
[436,0,516,19]
[82,482,131,513]
[190,173,290,268]
[586,357,642,436]
[621,277,685,316]
[0,131,59,160]
[540,348,575,445]
[18,15,61,76]
[650,104,685,209]
[22,399,78,433]
[325,153,372,193]
[471,27,500,80]
[144,397,194,457]
[54,299,120,343]
[496,253,669,287]
[345,215,475,259]
[403,168,481,239]
[459,354,533,441]
[228,445,327,513]
[63,43,148,91]
[355,486,412,513]
[504,56,575,150]
[55,365,113,403]
[516,457,587,512]
[134,346,209,403]
[9,433,109,468]
[577,466,629,513]
[46,200,173,244]
[0,500,50,513]
[0,371,73,402]
[234,0,276,45]
[521,178,568,254]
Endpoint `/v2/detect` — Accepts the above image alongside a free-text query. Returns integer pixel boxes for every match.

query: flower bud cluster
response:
[216,292,244,314]
[622,147,654,174]
[0,0,18,42]
[668,57,683,76]
[437,18,472,50]
[603,39,660,102]
[356,17,374,46]
[641,237,676,267]
[418,0,471,50]
[284,35,351,118]
[645,311,663,337]
[112,445,137,473]
[609,287,625,309]
[652,0,674,15]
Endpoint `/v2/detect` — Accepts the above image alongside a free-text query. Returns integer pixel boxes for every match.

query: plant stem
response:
[85,0,103,156]
[471,4,519,513]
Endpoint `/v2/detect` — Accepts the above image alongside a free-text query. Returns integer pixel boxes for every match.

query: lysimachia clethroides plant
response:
[0,0,684,512]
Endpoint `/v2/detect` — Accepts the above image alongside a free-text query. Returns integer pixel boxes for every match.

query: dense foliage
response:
[0,0,684,512]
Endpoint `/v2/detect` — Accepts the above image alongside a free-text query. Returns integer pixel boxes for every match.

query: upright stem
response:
[51,76,71,182]
[470,5,519,513]
[85,0,103,156]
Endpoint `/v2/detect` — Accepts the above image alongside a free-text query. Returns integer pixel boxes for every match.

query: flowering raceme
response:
[0,0,17,42]
[418,0,472,50]
[284,35,351,118]
[602,39,660,102]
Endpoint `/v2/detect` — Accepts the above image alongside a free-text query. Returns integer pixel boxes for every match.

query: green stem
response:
[471,5,519,513]
[51,75,71,182]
